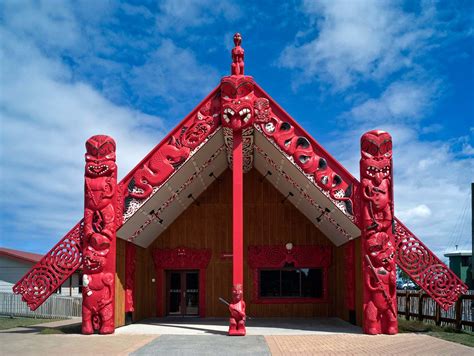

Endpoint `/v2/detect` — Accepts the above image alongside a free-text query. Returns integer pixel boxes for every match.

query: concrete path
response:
[115,317,361,335]
[0,318,472,355]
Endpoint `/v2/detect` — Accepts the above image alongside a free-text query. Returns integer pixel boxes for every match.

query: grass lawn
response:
[398,318,474,348]
[0,316,64,330]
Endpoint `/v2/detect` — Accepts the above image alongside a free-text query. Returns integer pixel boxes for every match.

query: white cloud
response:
[0,7,165,252]
[156,0,241,33]
[278,0,435,90]
[398,204,432,221]
[344,81,439,124]
[130,39,219,106]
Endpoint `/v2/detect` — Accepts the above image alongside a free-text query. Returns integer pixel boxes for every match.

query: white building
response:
[0,247,82,297]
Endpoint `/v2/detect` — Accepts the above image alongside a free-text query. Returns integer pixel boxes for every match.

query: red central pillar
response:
[228,129,247,336]
[233,131,244,285]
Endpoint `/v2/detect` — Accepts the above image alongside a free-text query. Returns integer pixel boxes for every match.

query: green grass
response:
[398,318,474,348]
[0,316,64,330]
[39,323,82,335]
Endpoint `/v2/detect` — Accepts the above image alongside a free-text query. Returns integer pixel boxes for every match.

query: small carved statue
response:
[231,33,245,76]
[228,284,246,336]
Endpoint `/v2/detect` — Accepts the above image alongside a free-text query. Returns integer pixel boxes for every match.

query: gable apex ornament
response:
[231,33,245,76]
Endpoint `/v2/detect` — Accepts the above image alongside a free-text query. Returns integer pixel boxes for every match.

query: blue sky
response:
[0,0,472,261]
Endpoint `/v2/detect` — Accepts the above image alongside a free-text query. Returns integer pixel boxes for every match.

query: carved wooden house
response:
[13,35,467,336]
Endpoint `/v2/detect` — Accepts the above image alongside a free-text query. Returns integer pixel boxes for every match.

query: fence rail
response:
[0,292,82,319]
[397,290,474,331]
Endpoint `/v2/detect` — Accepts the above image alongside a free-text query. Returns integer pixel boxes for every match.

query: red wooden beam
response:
[233,130,244,286]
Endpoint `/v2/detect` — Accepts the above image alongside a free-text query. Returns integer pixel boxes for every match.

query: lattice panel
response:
[394,219,468,310]
[12,222,83,310]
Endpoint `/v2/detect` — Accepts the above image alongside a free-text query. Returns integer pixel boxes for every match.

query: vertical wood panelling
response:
[123,168,362,320]
[115,238,126,327]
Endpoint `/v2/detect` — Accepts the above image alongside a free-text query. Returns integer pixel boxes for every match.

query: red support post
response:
[233,131,244,286]
[359,130,397,335]
[82,135,118,335]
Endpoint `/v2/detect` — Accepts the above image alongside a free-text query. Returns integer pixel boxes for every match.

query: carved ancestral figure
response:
[360,130,393,232]
[231,33,244,75]
[83,135,118,334]
[228,284,246,336]
[364,233,397,334]
[360,130,397,335]
[82,249,114,334]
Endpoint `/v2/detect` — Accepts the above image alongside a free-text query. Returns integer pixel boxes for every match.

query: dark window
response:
[260,268,323,298]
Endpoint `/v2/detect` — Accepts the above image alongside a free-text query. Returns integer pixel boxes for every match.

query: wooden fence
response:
[397,290,474,331]
[0,292,82,319]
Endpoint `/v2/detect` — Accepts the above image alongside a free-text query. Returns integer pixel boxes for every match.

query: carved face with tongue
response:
[220,76,255,131]
[85,135,116,178]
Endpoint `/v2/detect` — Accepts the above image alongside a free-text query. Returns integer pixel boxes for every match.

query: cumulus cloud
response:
[278,0,436,90]
[343,80,440,124]
[156,0,241,33]
[130,39,219,107]
[0,2,166,253]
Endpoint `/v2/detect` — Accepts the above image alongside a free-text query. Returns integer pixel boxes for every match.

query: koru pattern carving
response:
[394,219,467,310]
[13,223,83,310]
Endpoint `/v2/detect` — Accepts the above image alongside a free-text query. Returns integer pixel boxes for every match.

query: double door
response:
[167,270,199,316]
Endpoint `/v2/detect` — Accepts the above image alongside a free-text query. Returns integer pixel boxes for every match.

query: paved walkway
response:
[115,317,361,335]
[0,318,472,355]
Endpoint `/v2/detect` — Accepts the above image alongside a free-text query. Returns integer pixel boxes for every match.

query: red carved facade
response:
[12,33,469,339]
[152,247,211,318]
[359,130,397,335]
[125,242,136,313]
[248,245,331,304]
[82,135,119,334]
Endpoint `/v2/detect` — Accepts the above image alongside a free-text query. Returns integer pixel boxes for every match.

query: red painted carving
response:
[152,247,211,317]
[125,242,136,313]
[12,222,83,310]
[126,98,220,201]
[255,101,354,216]
[344,240,355,311]
[82,135,118,335]
[248,245,331,304]
[231,33,244,76]
[228,284,246,336]
[394,219,467,310]
[359,130,397,335]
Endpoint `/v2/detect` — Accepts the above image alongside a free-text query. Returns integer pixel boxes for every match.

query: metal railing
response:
[0,292,82,319]
[397,290,474,331]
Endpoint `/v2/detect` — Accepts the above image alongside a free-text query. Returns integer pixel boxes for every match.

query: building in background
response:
[444,250,472,289]
[0,247,82,297]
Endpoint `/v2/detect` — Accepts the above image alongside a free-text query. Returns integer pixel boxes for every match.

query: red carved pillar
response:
[359,130,397,335]
[125,242,136,317]
[82,135,118,335]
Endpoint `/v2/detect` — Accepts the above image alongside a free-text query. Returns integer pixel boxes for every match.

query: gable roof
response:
[116,78,361,247]
[0,247,42,264]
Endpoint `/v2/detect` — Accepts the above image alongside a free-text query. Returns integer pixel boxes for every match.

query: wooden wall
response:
[115,238,126,327]
[117,168,362,325]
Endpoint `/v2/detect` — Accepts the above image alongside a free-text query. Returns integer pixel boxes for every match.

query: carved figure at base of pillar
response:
[228,284,246,336]
[81,249,114,334]
[364,232,397,335]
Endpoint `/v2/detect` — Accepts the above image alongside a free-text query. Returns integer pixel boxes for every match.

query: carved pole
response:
[360,130,397,335]
[82,135,118,335]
